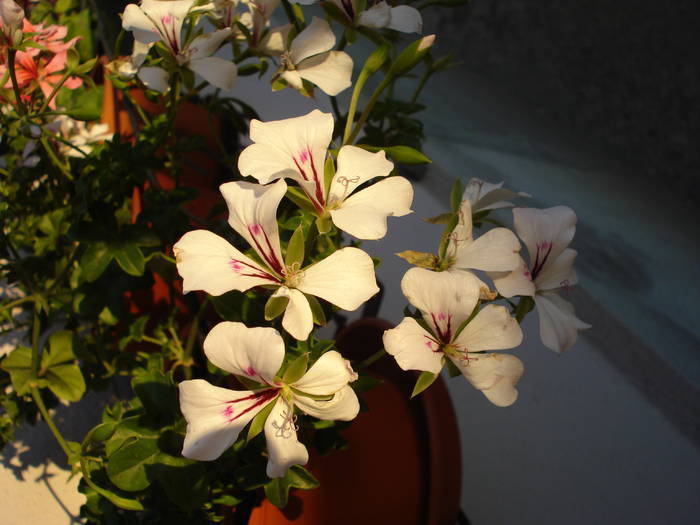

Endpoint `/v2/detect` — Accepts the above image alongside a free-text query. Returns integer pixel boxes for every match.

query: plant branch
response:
[7,49,27,115]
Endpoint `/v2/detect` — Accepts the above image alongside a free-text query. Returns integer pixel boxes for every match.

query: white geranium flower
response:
[173,179,379,340]
[240,0,280,46]
[122,0,237,91]
[490,206,591,353]
[209,0,239,28]
[238,109,413,239]
[445,198,521,273]
[463,177,530,213]
[179,322,359,477]
[383,268,524,406]
[327,0,421,34]
[266,17,353,96]
[52,115,111,157]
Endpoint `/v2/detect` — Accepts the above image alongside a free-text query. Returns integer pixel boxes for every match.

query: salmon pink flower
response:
[173,179,380,340]
[179,322,359,477]
[22,19,80,55]
[3,50,82,109]
[383,268,524,406]
[238,109,414,239]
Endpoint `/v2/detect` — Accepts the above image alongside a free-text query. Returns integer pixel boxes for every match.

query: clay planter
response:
[246,318,462,525]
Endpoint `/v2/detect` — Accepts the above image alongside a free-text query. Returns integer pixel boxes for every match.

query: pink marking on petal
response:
[249,223,262,235]
[245,366,256,377]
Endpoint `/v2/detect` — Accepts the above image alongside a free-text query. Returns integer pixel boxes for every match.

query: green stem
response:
[0,294,35,313]
[39,135,73,180]
[182,299,208,380]
[39,70,72,114]
[7,49,27,116]
[342,68,373,145]
[281,0,302,33]
[30,308,41,378]
[409,68,432,105]
[357,347,387,370]
[31,387,73,459]
[347,74,393,144]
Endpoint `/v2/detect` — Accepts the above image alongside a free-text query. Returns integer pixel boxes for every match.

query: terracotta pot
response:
[246,318,462,525]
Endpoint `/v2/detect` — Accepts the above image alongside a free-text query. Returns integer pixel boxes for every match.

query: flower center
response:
[283,262,305,288]
[530,241,553,280]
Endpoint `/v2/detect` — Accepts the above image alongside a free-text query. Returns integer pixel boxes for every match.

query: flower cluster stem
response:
[346,74,393,144]
[31,387,74,460]
[7,49,27,116]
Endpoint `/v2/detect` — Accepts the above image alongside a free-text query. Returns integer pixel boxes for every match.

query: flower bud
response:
[389,34,435,77]
[0,0,24,46]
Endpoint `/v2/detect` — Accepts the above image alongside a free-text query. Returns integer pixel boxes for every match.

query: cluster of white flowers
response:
[174,108,589,476]
[120,0,422,96]
[117,0,589,480]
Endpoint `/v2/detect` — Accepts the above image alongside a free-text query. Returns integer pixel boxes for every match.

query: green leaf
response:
[305,294,326,326]
[45,363,85,401]
[395,250,438,269]
[424,212,454,224]
[80,242,114,282]
[89,422,118,443]
[288,465,319,490]
[358,144,432,165]
[43,330,75,367]
[265,294,289,321]
[246,399,276,442]
[514,296,535,323]
[389,34,436,77]
[323,155,335,195]
[315,216,332,234]
[286,187,316,213]
[55,85,103,121]
[153,456,209,511]
[106,437,160,492]
[114,244,145,276]
[445,358,461,378]
[282,353,308,384]
[265,476,291,508]
[131,369,178,420]
[285,225,305,268]
[411,371,438,398]
[1,346,33,395]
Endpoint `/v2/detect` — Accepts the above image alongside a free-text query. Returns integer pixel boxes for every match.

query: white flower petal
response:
[138,66,170,92]
[179,379,277,460]
[173,229,280,295]
[292,350,357,395]
[513,206,577,275]
[122,4,160,44]
[297,50,353,96]
[289,17,335,64]
[329,146,394,204]
[188,28,232,60]
[534,293,590,353]
[387,5,422,33]
[296,247,379,311]
[220,179,286,276]
[383,316,444,374]
[400,267,481,340]
[451,353,524,407]
[489,257,536,298]
[189,55,237,91]
[260,23,291,56]
[293,385,359,421]
[453,227,521,272]
[357,1,391,28]
[131,40,152,69]
[272,286,314,341]
[264,397,309,478]
[330,176,413,240]
[534,248,578,292]
[203,321,285,382]
[454,304,523,352]
[463,178,529,212]
[239,110,333,207]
